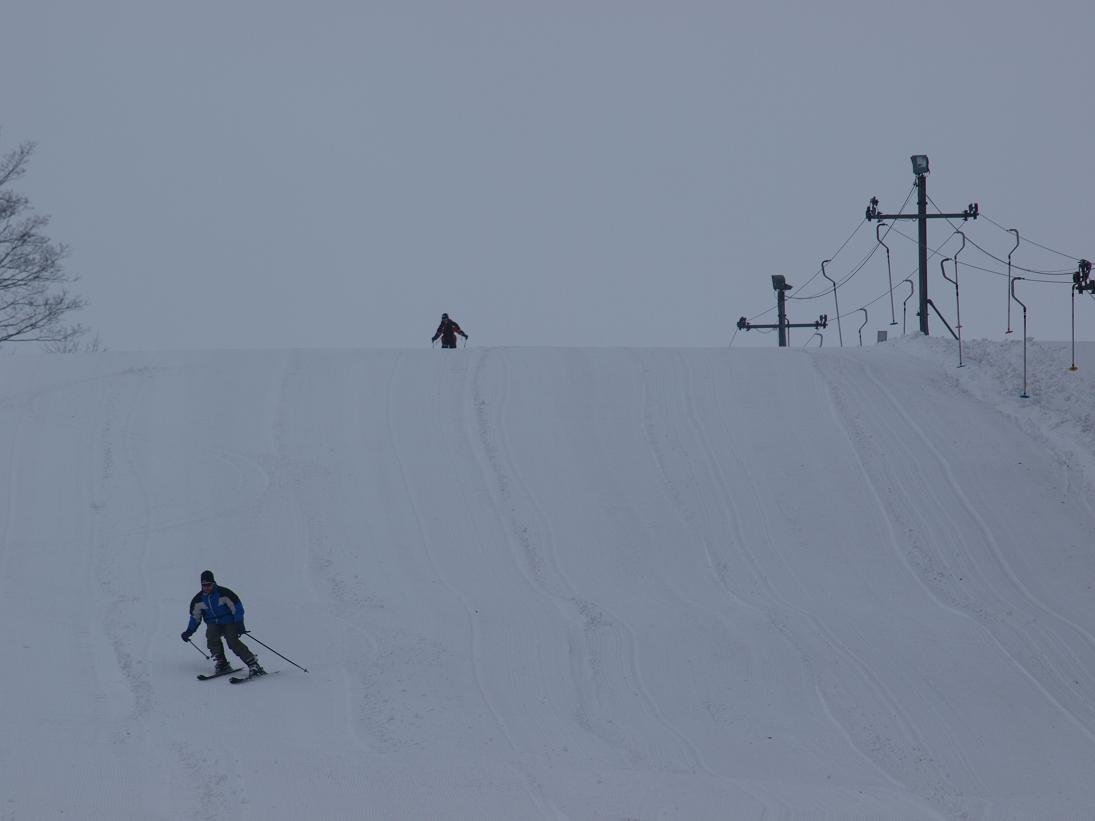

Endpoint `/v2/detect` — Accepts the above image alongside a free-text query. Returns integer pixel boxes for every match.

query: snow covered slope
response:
[2,340,1094,820]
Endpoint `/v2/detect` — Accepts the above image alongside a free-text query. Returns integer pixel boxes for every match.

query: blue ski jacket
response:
[185,584,246,633]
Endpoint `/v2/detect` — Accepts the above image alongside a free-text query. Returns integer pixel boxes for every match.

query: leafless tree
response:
[43,331,104,354]
[1,134,90,349]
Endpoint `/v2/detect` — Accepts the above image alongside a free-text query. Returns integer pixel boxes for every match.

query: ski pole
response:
[185,637,210,659]
[243,631,309,673]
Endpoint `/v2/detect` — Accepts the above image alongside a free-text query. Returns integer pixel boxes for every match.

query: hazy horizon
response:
[2,1,1093,351]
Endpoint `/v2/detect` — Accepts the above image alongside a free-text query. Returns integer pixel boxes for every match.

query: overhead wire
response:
[789,183,917,302]
[789,243,879,301]
[789,217,868,295]
[829,225,964,322]
[741,210,877,323]
[926,195,1076,276]
[873,223,961,268]
[734,184,916,340]
[887,222,1069,286]
[963,234,1074,277]
[981,213,1083,262]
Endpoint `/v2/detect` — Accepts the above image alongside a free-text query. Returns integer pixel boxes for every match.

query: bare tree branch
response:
[0,131,92,349]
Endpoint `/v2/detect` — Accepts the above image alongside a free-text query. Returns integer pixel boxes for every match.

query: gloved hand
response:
[237,622,247,635]
[181,631,193,642]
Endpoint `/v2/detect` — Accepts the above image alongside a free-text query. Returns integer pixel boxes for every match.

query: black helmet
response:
[200,570,215,585]
[441,313,449,320]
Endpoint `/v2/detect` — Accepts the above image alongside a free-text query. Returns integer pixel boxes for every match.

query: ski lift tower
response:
[737,275,828,347]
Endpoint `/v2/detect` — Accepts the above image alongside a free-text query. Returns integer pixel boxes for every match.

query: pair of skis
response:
[196,668,269,684]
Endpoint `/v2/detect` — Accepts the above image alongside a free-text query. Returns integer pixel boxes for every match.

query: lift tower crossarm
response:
[866,202,978,222]
[736,317,829,330]
[736,315,829,339]
[736,274,827,347]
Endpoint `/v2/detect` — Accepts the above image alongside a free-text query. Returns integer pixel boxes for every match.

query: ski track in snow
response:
[822,354,1095,743]
[470,350,626,766]
[633,351,792,820]
[5,345,1095,819]
[472,349,714,783]
[105,367,258,817]
[637,350,956,819]
[28,365,272,540]
[1,363,271,818]
[680,354,947,805]
[814,354,1004,788]
[110,370,160,795]
[83,373,154,739]
[711,354,968,816]
[815,350,1095,812]
[470,350,601,744]
[385,352,540,806]
[273,350,378,759]
[737,402,956,813]
[0,389,24,596]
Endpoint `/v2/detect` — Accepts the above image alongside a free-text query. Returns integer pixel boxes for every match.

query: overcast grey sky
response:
[2,0,1092,350]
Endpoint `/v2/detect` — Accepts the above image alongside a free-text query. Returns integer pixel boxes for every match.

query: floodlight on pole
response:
[771,275,792,346]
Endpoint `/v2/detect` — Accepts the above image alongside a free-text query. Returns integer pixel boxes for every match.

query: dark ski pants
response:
[441,337,457,348]
[206,623,255,664]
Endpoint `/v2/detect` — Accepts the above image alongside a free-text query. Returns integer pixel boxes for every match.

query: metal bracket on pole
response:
[1011,277,1029,398]
[901,278,914,336]
[876,222,896,325]
[940,256,963,367]
[953,232,966,365]
[1006,229,1020,334]
[1075,258,1095,295]
[737,312,828,344]
[821,259,843,347]
[925,299,959,341]
[1071,259,1094,371]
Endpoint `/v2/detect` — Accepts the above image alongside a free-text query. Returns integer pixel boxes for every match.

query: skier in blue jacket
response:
[181,570,265,677]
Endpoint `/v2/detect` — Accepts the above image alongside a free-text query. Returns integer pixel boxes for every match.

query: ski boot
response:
[214,655,232,674]
[246,657,266,678]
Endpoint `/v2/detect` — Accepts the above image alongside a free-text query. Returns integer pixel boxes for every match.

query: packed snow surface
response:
[2,338,1094,820]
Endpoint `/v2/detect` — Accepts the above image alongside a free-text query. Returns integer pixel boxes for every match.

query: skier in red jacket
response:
[431,313,468,348]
